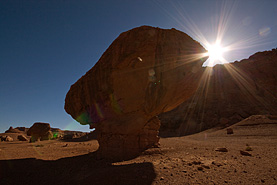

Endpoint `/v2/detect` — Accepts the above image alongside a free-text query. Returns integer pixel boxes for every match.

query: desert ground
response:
[0,115,276,185]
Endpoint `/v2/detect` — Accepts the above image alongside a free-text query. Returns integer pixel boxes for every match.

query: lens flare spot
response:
[94,103,104,119]
[109,93,122,114]
[259,27,271,37]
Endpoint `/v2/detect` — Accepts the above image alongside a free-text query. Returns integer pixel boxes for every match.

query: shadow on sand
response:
[0,152,156,185]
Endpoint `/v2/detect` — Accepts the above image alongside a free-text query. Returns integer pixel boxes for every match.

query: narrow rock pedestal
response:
[97,117,160,160]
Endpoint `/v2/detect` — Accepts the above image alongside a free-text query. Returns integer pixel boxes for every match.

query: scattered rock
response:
[160,177,164,180]
[192,161,202,165]
[6,136,13,142]
[215,148,228,152]
[17,135,28,141]
[226,128,234,134]
[201,165,210,169]
[240,150,252,156]
[212,161,223,167]
[197,166,203,171]
[0,135,13,142]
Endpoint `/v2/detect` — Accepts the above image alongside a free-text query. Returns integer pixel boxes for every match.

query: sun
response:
[208,44,224,60]
[204,42,228,66]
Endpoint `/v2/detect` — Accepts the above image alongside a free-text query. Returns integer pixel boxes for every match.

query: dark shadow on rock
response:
[0,152,156,185]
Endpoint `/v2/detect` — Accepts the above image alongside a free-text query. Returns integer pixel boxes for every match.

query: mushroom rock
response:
[65,26,207,160]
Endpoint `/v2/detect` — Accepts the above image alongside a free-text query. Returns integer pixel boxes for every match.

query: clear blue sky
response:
[1,0,276,132]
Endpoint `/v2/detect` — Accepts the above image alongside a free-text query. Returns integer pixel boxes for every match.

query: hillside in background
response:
[159,49,277,136]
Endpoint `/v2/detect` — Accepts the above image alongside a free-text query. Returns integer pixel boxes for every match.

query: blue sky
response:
[0,0,276,132]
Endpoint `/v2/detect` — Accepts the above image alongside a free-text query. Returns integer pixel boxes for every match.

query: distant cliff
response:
[159,48,277,136]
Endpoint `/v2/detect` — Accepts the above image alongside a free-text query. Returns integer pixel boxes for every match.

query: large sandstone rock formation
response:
[27,122,52,142]
[159,49,277,136]
[65,26,207,160]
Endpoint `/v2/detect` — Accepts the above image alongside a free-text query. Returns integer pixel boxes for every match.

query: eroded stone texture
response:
[65,26,207,160]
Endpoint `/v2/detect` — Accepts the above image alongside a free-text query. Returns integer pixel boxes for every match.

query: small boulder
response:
[27,122,51,142]
[4,136,12,142]
[227,128,234,134]
[240,150,252,156]
[1,136,13,142]
[215,147,228,152]
[18,135,28,141]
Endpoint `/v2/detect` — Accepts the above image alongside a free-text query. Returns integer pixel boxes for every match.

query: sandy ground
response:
[0,116,276,185]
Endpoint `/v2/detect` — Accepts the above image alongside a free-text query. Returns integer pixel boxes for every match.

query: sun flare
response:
[204,42,228,66]
[208,44,224,60]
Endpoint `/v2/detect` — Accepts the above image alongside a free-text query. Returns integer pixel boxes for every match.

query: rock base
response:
[96,117,160,161]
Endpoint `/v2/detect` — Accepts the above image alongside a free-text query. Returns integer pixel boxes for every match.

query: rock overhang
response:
[64,25,208,159]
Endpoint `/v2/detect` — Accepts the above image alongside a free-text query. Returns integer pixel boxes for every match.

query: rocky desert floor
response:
[0,115,276,185]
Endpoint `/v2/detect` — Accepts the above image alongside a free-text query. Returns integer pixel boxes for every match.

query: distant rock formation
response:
[5,126,22,133]
[159,49,277,136]
[51,128,64,139]
[65,26,207,160]
[27,122,51,142]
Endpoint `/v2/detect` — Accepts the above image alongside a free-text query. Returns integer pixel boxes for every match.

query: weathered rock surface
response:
[40,131,53,141]
[159,49,277,136]
[65,26,207,160]
[27,122,51,142]
[17,135,28,141]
